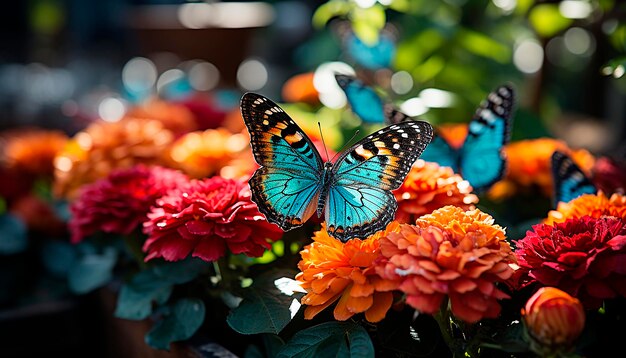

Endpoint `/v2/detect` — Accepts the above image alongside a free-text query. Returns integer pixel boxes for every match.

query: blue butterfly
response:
[551,150,596,207]
[241,93,433,242]
[419,85,516,192]
[335,74,393,124]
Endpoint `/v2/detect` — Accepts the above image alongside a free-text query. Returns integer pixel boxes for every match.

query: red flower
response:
[69,165,189,243]
[142,177,283,262]
[514,216,626,309]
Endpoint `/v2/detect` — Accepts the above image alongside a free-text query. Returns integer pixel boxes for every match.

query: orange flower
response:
[281,72,319,105]
[127,98,197,136]
[296,223,400,322]
[437,123,468,150]
[167,128,256,179]
[522,287,585,354]
[488,138,595,200]
[1,128,68,176]
[394,160,478,223]
[545,192,626,225]
[377,206,516,323]
[53,118,174,199]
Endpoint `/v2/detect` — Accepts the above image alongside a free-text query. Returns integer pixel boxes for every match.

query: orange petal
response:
[304,292,342,320]
[346,295,374,314]
[365,292,393,323]
[334,288,354,321]
[311,274,337,294]
[350,282,375,297]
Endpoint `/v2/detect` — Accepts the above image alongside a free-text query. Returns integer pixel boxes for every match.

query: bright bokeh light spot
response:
[215,2,275,28]
[98,97,126,123]
[188,61,220,91]
[419,88,455,108]
[400,98,428,117]
[355,0,377,8]
[564,27,594,55]
[237,59,268,91]
[559,0,593,19]
[122,57,157,94]
[614,65,625,79]
[313,62,355,109]
[178,3,212,29]
[390,71,413,95]
[514,40,544,74]
[378,0,392,5]
[492,0,516,12]
[157,69,185,93]
[54,156,73,172]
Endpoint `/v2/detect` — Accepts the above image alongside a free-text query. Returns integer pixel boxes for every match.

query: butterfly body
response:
[420,84,516,192]
[242,93,433,242]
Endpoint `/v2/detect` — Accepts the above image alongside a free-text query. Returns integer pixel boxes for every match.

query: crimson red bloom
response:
[69,165,189,243]
[514,216,626,309]
[142,177,283,262]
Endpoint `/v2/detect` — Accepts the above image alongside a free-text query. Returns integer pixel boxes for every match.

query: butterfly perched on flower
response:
[419,84,516,192]
[335,74,392,124]
[551,150,596,207]
[241,93,433,242]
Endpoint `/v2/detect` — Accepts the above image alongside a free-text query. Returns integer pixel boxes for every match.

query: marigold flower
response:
[127,99,198,136]
[53,118,174,199]
[488,138,595,200]
[376,206,516,323]
[522,287,585,354]
[142,177,282,262]
[281,72,320,105]
[1,128,68,177]
[69,165,189,243]
[394,160,478,223]
[167,128,255,179]
[514,216,626,309]
[545,192,626,225]
[296,222,400,322]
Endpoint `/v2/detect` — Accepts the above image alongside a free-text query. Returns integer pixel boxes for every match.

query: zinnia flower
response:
[545,192,626,225]
[514,216,626,309]
[522,287,585,355]
[376,206,516,323]
[1,128,68,176]
[69,165,189,243]
[53,118,174,199]
[167,128,255,179]
[296,223,399,322]
[142,177,282,262]
[394,160,478,223]
[488,138,595,200]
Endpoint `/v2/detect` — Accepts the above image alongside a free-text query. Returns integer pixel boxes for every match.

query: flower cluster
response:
[142,177,283,262]
[394,160,478,223]
[545,192,626,225]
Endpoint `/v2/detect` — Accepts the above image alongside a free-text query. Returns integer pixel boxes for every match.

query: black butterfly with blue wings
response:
[241,93,433,242]
[551,151,597,207]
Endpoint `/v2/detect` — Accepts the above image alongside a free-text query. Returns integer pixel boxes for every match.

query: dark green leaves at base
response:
[145,298,206,350]
[277,322,374,358]
[0,214,28,255]
[68,246,117,294]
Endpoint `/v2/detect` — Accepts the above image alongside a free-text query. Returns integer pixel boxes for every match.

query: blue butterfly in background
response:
[335,74,393,124]
[419,84,516,192]
[241,93,433,242]
[551,150,597,207]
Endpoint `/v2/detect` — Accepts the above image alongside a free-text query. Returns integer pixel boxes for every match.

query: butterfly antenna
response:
[318,122,331,162]
[330,129,360,163]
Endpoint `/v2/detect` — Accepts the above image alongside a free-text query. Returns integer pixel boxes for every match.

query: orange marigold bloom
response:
[296,223,400,323]
[167,128,255,179]
[281,72,320,105]
[545,192,626,225]
[488,138,595,200]
[1,129,68,176]
[377,206,516,323]
[394,160,478,223]
[522,287,585,355]
[127,99,197,136]
[53,118,174,199]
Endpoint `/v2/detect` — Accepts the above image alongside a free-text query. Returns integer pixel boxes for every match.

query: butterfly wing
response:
[326,121,434,241]
[419,133,460,172]
[551,151,596,207]
[241,93,324,231]
[459,84,515,191]
[335,74,386,124]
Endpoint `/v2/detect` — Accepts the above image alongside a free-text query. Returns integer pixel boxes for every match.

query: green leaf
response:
[312,0,351,28]
[277,322,374,358]
[0,197,6,215]
[145,298,206,351]
[351,5,386,45]
[68,247,117,294]
[151,257,210,284]
[528,4,573,38]
[458,29,511,63]
[0,214,28,255]
[40,241,78,277]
